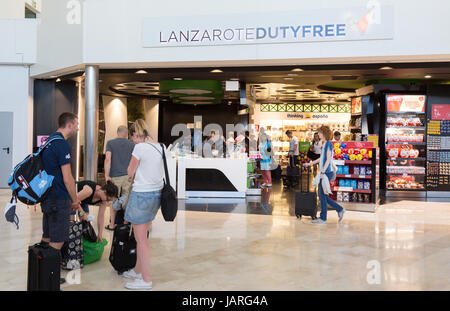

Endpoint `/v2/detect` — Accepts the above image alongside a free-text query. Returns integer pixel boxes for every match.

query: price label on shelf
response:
[334,160,345,166]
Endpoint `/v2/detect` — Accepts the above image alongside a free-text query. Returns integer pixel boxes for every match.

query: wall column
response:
[84,65,99,181]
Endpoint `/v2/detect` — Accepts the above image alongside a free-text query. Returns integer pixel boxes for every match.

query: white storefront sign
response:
[142,5,394,48]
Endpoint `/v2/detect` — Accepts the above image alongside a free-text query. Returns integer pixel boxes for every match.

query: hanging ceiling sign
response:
[142,5,394,48]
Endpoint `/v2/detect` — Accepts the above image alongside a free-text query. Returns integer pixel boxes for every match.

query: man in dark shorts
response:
[104,125,135,229]
[40,112,81,283]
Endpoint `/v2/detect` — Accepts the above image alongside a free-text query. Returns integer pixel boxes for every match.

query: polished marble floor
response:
[0,187,449,291]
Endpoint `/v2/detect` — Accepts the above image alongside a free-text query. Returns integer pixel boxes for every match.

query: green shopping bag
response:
[82,238,107,265]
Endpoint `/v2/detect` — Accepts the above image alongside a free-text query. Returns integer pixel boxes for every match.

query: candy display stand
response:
[332,141,377,212]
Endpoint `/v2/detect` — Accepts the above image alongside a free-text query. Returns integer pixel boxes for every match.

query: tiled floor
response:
[0,186,449,291]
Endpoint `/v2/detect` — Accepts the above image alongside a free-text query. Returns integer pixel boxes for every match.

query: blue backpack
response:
[8,136,64,205]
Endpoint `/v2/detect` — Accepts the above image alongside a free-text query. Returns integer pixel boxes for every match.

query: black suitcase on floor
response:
[27,243,61,291]
[109,224,137,274]
[295,168,318,219]
[61,219,84,270]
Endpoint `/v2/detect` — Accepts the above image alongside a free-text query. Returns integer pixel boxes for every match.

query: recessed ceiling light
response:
[56,78,61,82]
[291,68,303,72]
[136,70,148,74]
[284,78,294,80]
[211,69,223,73]
[287,73,298,77]
[173,78,183,80]
[425,75,432,79]
[380,66,393,70]
[230,78,239,81]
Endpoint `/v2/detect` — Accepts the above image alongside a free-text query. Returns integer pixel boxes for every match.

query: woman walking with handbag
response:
[122,119,166,290]
[303,125,345,224]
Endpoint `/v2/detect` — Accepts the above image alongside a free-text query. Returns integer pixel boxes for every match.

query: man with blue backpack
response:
[40,112,81,251]
[9,112,81,290]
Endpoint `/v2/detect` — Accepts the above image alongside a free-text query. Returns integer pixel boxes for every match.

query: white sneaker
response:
[125,278,152,290]
[311,218,327,224]
[122,269,142,280]
[338,208,346,223]
[266,184,272,188]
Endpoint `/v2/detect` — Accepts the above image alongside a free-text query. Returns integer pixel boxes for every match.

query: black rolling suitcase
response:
[27,243,61,291]
[295,168,318,219]
[61,217,84,270]
[109,224,137,274]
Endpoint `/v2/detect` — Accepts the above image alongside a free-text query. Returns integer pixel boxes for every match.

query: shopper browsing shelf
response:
[333,131,341,142]
[286,130,299,167]
[307,132,322,175]
[304,125,345,224]
[123,119,166,290]
[259,128,273,188]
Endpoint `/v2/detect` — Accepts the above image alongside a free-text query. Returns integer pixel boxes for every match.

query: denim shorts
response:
[125,190,161,224]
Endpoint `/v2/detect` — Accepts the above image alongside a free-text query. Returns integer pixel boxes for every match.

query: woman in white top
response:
[122,119,165,290]
[309,132,323,175]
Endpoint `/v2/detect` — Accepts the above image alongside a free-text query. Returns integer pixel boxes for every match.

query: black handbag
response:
[159,143,178,222]
[147,143,178,222]
[82,220,97,243]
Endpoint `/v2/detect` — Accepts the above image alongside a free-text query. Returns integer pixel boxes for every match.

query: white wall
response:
[81,0,450,65]
[0,18,37,167]
[0,0,25,19]
[144,99,159,141]
[30,0,450,77]
[32,0,83,76]
[102,96,128,154]
[0,0,41,19]
[0,66,33,167]
[0,19,37,65]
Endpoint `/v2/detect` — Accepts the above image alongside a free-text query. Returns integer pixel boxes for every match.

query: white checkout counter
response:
[177,157,247,199]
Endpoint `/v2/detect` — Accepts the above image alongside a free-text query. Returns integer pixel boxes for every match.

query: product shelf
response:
[386,141,426,145]
[386,173,426,176]
[386,188,425,191]
[388,157,426,161]
[386,126,426,130]
[387,112,426,115]
[336,174,372,179]
[333,187,371,194]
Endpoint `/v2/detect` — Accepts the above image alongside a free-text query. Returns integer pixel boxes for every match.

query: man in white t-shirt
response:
[286,130,299,167]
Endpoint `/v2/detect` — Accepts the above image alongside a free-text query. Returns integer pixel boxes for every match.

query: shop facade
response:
[2,0,450,203]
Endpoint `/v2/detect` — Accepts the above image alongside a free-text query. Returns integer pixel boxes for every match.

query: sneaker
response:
[338,208,346,223]
[125,278,152,290]
[261,183,267,188]
[266,184,272,188]
[311,218,327,224]
[122,269,142,280]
